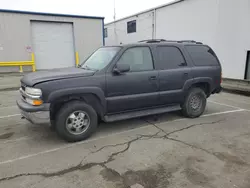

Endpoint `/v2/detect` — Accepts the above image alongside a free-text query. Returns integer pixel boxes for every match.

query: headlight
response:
[25,87,42,96]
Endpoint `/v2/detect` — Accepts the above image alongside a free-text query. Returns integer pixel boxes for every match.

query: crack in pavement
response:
[142,119,250,165]
[0,146,128,182]
[0,132,160,183]
[91,131,161,154]
[0,118,225,183]
[165,119,225,136]
[165,137,214,156]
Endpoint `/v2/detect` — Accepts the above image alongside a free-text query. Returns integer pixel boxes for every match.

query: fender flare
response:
[48,87,106,112]
[183,77,212,92]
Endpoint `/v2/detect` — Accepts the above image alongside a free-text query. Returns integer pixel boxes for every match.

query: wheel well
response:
[191,82,211,97]
[50,94,104,121]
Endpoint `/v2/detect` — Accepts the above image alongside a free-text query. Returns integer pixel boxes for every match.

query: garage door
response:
[31,21,75,70]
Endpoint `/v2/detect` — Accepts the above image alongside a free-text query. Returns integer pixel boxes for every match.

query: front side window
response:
[127,20,136,33]
[117,47,153,72]
[81,47,121,71]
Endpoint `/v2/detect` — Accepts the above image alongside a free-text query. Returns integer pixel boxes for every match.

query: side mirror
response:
[113,64,130,74]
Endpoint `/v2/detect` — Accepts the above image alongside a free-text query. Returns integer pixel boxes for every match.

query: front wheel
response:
[55,101,98,142]
[182,88,207,118]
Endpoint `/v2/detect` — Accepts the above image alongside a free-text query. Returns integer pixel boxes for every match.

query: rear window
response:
[186,45,219,66]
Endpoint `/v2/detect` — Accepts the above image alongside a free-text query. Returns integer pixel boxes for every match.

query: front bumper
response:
[17,99,50,125]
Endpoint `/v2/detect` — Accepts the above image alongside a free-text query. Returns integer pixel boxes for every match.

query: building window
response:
[104,28,108,38]
[127,20,136,34]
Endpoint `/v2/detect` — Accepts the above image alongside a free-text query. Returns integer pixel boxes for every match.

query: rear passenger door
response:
[155,45,192,104]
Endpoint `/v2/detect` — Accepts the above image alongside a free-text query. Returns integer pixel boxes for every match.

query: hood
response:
[21,67,95,86]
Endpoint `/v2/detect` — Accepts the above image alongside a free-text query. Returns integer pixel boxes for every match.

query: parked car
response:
[17,39,222,142]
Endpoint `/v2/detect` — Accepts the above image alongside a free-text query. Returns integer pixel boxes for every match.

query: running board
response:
[104,105,181,122]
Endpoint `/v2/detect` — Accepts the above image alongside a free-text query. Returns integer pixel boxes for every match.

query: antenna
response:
[113,0,117,44]
[113,0,116,21]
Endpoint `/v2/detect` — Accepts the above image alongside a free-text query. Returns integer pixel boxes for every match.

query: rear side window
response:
[186,45,219,66]
[157,46,186,70]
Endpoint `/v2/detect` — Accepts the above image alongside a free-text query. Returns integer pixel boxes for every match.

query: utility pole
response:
[113,0,118,44]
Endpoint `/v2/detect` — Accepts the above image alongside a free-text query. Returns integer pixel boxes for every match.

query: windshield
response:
[81,47,121,71]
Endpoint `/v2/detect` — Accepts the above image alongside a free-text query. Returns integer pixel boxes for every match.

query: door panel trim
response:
[107,91,159,101]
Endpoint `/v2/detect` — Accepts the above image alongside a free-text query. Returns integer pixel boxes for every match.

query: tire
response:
[181,88,207,118]
[55,101,98,142]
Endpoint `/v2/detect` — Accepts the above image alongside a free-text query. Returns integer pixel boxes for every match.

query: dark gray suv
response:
[17,39,222,142]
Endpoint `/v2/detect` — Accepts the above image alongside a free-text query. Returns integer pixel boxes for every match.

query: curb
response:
[222,88,250,97]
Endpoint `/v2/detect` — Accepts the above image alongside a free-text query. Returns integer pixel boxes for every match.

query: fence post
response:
[75,52,79,66]
[19,65,23,73]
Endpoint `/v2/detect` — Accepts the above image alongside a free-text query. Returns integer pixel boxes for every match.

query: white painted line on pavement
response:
[157,109,245,126]
[0,114,20,119]
[220,97,250,105]
[0,108,246,165]
[202,109,245,117]
[0,124,23,128]
[0,126,145,165]
[208,100,244,110]
[0,105,17,109]
[1,136,30,144]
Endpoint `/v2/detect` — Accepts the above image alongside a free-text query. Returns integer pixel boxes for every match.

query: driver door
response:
[106,46,160,113]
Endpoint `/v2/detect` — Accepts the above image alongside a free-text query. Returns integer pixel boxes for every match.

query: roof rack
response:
[138,39,167,43]
[138,39,203,44]
[177,40,203,44]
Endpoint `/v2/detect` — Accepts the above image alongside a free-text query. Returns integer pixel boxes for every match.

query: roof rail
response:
[138,39,167,43]
[177,40,203,44]
[138,39,203,44]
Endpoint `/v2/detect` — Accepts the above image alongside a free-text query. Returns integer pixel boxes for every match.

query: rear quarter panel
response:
[183,45,222,93]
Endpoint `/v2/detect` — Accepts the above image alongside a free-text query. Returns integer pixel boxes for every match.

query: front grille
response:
[21,85,25,91]
[20,83,26,100]
[21,83,26,92]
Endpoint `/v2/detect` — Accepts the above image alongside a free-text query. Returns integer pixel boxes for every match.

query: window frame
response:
[114,46,155,73]
[156,45,187,70]
[127,20,137,34]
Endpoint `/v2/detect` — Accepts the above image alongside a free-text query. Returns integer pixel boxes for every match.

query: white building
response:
[104,0,250,80]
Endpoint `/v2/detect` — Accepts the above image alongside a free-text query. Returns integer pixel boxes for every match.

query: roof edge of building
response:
[105,0,185,26]
[0,9,104,20]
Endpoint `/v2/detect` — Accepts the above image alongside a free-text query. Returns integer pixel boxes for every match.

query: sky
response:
[0,0,174,23]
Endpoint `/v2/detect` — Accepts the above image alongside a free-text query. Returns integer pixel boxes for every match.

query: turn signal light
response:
[33,99,43,106]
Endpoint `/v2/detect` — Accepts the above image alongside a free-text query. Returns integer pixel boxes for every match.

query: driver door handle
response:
[149,76,157,80]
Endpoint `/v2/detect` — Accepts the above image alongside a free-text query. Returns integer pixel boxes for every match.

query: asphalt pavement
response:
[0,90,250,188]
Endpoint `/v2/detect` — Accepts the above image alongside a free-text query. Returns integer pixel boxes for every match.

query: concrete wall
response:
[104,0,250,80]
[214,0,250,80]
[0,11,104,72]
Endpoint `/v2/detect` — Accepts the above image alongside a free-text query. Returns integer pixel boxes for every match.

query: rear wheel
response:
[182,88,207,118]
[55,101,98,142]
